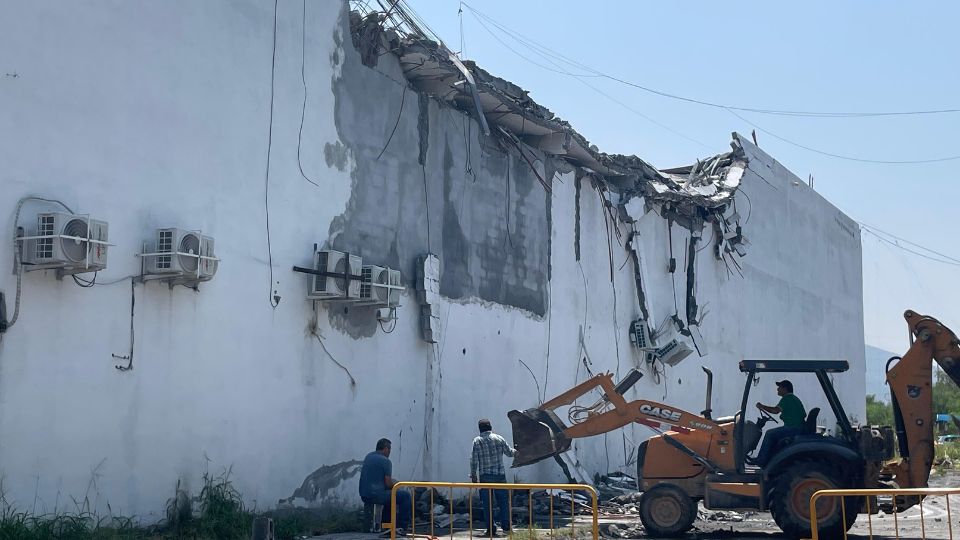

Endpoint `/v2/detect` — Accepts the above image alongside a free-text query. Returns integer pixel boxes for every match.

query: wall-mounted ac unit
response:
[357,265,402,307]
[22,212,108,273]
[629,319,652,349]
[655,338,694,367]
[144,228,217,281]
[307,250,362,300]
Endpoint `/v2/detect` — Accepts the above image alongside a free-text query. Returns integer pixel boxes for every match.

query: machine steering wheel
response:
[758,409,779,425]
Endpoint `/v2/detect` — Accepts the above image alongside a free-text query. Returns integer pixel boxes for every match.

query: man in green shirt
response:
[749,380,807,466]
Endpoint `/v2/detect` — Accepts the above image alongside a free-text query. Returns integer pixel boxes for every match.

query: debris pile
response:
[698,508,747,522]
[347,1,750,224]
[600,523,645,539]
[596,472,638,499]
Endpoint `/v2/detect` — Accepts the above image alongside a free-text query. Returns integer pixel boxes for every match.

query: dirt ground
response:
[599,470,960,539]
[311,471,960,540]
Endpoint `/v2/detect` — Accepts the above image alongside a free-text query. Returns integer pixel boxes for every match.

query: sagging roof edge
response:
[348,6,748,221]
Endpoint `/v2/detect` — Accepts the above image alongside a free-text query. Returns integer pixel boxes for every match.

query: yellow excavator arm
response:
[886,310,960,489]
[508,369,717,467]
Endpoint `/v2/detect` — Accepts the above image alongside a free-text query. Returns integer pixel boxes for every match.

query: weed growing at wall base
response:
[0,506,144,539]
[0,469,365,539]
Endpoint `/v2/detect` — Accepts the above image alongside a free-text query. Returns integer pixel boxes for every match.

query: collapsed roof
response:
[347,3,747,220]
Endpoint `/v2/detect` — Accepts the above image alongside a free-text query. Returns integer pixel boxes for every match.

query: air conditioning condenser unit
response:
[358,265,402,307]
[307,249,362,300]
[144,228,217,281]
[21,212,108,273]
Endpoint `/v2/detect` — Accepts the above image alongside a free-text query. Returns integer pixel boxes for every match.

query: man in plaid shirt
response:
[470,419,517,537]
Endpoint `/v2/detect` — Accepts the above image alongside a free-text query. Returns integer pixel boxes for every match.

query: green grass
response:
[0,469,365,540]
[0,509,147,540]
[506,526,583,540]
[935,443,960,468]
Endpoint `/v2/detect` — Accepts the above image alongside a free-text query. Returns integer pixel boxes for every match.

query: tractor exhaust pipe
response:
[701,366,713,420]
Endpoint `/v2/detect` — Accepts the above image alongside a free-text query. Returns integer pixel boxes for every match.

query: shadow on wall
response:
[279,459,363,507]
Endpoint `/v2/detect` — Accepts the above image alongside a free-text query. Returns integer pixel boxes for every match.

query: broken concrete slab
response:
[349,2,749,225]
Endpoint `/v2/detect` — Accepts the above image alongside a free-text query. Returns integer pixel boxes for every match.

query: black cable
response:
[518,358,542,404]
[94,274,139,286]
[464,112,474,180]
[379,317,398,334]
[739,189,753,225]
[314,334,357,387]
[297,0,321,188]
[696,225,715,254]
[72,273,97,288]
[376,85,407,160]
[462,3,960,119]
[114,278,135,372]
[264,0,280,309]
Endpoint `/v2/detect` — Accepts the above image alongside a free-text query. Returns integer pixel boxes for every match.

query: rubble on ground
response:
[596,472,639,500]
[600,522,645,538]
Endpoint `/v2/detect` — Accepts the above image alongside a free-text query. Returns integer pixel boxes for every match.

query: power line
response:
[859,223,960,266]
[468,10,712,150]
[469,12,598,78]
[463,2,960,165]
[461,3,960,119]
[728,109,960,164]
[461,4,960,163]
[860,222,960,264]
[863,229,960,267]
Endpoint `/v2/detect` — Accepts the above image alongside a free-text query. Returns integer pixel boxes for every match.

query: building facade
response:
[0,0,865,518]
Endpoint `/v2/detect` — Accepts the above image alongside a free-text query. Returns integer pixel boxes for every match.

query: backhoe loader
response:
[508,311,960,538]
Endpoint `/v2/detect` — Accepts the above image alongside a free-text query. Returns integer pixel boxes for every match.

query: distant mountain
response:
[866,345,898,402]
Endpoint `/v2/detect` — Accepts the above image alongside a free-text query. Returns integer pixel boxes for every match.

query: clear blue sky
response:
[403,0,960,354]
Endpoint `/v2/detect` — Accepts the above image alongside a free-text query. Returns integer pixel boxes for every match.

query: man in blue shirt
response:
[359,438,411,533]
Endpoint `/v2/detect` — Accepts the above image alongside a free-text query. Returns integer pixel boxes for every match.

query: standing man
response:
[750,380,807,466]
[470,419,516,537]
[359,438,411,534]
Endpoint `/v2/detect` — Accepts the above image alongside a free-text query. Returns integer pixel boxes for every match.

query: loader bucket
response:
[508,408,571,467]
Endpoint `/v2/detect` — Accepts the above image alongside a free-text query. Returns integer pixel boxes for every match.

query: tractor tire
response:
[769,460,860,539]
[638,484,696,538]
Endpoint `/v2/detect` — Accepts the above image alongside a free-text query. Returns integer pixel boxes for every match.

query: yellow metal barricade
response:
[389,481,599,540]
[806,487,960,540]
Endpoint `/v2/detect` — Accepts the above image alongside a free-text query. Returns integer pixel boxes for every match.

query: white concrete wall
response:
[0,0,865,519]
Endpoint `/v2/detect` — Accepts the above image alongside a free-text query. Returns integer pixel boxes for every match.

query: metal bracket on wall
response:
[292,259,357,301]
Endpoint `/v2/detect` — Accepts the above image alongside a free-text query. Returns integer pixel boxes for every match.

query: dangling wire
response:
[113,278,136,371]
[72,273,98,288]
